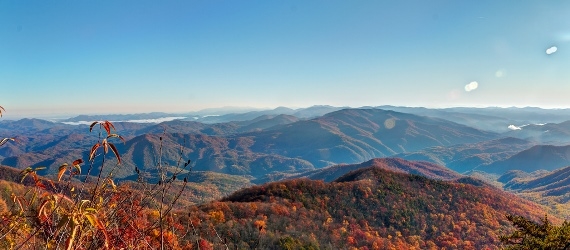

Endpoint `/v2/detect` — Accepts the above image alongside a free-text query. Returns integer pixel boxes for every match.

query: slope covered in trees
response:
[186,166,552,249]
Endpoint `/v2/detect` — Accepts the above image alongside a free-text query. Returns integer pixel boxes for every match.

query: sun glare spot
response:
[546,46,558,55]
[384,118,396,129]
[495,70,505,78]
[464,81,478,92]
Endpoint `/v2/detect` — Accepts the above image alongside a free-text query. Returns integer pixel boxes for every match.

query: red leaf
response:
[31,172,39,183]
[47,180,56,189]
[35,180,47,190]
[72,159,83,166]
[89,121,99,133]
[108,142,121,164]
[102,120,115,135]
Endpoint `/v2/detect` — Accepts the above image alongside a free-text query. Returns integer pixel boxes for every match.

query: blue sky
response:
[1,1,569,117]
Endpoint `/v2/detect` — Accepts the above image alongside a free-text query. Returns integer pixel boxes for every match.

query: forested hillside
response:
[187,166,551,249]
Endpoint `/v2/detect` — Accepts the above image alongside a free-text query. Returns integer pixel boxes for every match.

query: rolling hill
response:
[256,157,463,184]
[479,144,570,174]
[394,137,535,173]
[187,166,553,249]
[247,108,499,168]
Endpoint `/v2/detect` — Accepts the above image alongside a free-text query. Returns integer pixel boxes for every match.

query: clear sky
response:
[1,1,569,117]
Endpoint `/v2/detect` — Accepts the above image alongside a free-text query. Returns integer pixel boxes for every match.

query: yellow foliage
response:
[149,209,160,219]
[208,210,225,224]
[254,219,266,229]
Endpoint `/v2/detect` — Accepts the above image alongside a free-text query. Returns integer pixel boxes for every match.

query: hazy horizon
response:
[2,1,569,117]
[4,104,570,120]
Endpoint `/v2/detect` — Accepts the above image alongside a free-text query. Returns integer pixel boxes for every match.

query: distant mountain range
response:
[4,106,570,190]
[1,108,499,179]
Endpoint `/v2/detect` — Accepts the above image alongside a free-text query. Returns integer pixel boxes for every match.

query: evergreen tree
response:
[501,214,570,249]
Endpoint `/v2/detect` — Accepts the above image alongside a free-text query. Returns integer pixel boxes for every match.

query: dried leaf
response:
[58,163,68,181]
[37,199,50,221]
[0,105,5,117]
[0,137,15,147]
[107,134,125,143]
[33,166,46,172]
[73,164,81,175]
[85,213,98,228]
[89,143,101,161]
[107,179,116,190]
[11,194,24,211]
[102,139,109,154]
[20,167,33,183]
[84,211,109,248]
[85,208,97,213]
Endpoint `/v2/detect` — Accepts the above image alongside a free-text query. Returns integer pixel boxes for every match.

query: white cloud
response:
[508,125,522,130]
[61,116,186,125]
[61,121,93,126]
[125,117,186,123]
[464,81,479,92]
[546,46,558,55]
